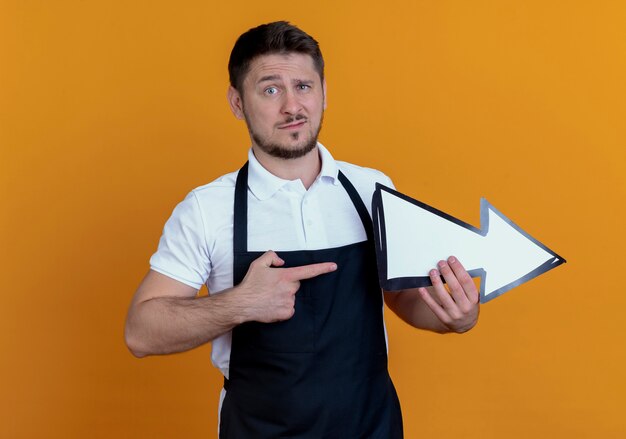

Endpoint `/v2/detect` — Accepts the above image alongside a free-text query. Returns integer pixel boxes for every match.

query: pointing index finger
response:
[284,262,337,281]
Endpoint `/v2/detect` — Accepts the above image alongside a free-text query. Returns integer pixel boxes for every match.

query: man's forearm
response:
[385,289,451,334]
[125,289,245,357]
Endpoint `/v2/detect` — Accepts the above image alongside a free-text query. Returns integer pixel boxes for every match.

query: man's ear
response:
[227,86,244,120]
[323,79,327,110]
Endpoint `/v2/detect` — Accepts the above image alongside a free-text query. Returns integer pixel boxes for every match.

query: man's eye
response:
[298,84,311,91]
[265,87,278,95]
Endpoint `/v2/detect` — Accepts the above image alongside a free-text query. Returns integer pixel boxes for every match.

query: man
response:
[125,21,479,438]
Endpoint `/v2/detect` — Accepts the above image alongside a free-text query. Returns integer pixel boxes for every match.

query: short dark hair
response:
[228,21,324,93]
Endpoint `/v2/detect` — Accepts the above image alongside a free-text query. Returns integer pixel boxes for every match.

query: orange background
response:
[1,1,625,438]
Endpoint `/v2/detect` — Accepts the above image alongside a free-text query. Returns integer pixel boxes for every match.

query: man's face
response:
[228,53,326,160]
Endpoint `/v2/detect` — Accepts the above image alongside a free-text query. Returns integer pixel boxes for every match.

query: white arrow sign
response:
[372,184,565,303]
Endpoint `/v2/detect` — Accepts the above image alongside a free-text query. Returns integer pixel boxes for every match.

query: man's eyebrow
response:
[257,75,281,84]
[256,76,315,85]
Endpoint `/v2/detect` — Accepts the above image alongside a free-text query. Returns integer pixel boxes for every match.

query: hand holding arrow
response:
[416,256,480,332]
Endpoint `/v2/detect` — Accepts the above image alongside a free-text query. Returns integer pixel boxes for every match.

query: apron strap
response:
[233,162,249,254]
[233,161,374,254]
[337,171,374,242]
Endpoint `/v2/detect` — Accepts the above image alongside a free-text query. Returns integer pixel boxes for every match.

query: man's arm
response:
[384,256,479,334]
[124,251,337,358]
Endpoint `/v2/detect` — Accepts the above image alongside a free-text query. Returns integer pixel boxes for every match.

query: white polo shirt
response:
[149,143,394,377]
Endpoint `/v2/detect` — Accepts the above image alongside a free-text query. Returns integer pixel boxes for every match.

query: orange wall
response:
[1,1,625,438]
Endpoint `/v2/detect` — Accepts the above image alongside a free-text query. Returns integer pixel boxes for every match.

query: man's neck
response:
[251,145,322,190]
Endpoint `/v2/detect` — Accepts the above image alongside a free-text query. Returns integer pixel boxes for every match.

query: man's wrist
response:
[216,285,252,326]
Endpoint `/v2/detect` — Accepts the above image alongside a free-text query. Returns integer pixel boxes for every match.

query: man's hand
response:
[235,250,337,323]
[417,256,479,333]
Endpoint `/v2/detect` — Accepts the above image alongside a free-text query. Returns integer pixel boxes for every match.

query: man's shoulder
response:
[333,160,395,214]
[189,169,239,199]
[174,169,239,221]
[335,160,393,188]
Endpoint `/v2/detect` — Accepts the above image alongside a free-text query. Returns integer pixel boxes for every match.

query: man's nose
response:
[281,90,303,115]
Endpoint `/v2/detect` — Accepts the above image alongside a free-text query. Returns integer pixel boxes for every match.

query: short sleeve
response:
[149,191,211,289]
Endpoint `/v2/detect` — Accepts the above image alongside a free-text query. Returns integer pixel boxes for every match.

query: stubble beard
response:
[246,112,324,160]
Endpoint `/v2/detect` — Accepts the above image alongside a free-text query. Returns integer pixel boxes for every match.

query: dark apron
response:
[219,162,403,438]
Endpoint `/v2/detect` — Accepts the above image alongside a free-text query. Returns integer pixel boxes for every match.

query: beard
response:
[245,112,324,160]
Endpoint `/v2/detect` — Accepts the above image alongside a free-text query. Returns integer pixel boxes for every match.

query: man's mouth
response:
[278,117,307,130]
[279,122,306,130]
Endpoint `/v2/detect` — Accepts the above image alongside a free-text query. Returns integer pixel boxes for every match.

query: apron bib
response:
[219,162,403,438]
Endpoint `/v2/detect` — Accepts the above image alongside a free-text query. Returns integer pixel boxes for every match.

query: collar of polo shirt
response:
[247,143,340,201]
